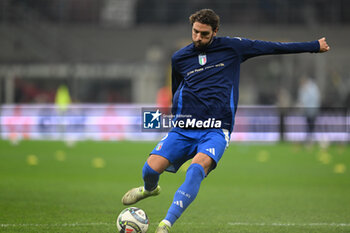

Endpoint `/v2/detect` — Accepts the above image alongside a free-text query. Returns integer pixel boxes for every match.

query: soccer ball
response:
[117,207,149,233]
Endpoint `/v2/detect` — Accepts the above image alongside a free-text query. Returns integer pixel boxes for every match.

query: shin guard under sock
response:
[142,161,160,191]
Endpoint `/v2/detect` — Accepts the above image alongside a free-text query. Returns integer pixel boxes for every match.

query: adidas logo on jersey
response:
[206,148,216,156]
[173,200,183,208]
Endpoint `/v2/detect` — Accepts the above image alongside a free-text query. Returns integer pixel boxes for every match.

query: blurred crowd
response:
[1,0,349,109]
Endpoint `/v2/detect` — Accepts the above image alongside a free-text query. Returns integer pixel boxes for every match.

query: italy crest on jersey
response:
[198,53,207,65]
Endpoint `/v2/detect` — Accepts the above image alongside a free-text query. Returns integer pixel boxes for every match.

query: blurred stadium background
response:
[0,2,349,232]
[0,0,349,142]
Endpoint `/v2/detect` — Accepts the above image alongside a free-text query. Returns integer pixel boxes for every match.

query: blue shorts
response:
[150,127,230,174]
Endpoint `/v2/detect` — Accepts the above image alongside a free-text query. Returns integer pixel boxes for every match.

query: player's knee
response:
[147,154,170,173]
[192,152,214,175]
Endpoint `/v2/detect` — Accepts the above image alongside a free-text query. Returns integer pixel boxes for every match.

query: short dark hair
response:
[189,9,220,31]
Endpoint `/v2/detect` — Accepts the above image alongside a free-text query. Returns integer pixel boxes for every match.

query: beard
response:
[193,41,208,50]
[193,35,214,50]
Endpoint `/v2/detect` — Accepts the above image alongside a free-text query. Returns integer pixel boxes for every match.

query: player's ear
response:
[213,27,218,36]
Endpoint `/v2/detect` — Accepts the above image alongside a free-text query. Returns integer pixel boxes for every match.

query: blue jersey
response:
[171,36,320,132]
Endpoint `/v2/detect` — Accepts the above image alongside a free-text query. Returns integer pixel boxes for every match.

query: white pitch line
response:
[0,222,111,228]
[228,222,350,227]
[2,222,350,228]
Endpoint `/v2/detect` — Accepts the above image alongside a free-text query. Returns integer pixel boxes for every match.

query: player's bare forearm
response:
[318,37,330,52]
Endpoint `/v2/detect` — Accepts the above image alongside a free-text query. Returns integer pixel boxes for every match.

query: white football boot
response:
[155,221,171,233]
[121,185,161,205]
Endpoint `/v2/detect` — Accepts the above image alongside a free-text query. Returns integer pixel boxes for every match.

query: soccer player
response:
[121,9,330,233]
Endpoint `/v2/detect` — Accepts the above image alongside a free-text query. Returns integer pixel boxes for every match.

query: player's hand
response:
[318,37,330,52]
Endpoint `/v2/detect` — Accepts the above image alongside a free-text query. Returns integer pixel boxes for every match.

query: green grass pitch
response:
[0,140,349,233]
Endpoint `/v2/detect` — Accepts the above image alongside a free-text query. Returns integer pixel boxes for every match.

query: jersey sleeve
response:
[231,37,320,62]
[171,56,184,97]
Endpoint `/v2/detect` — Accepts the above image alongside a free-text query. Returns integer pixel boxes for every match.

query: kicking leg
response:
[122,154,170,205]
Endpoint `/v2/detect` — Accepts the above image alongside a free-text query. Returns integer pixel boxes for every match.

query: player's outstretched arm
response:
[318,37,330,52]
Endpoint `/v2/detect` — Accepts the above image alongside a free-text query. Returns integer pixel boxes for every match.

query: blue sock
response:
[142,161,160,191]
[165,163,205,225]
